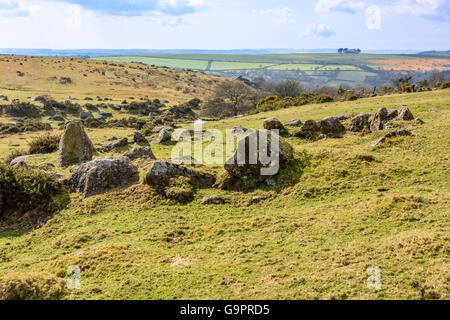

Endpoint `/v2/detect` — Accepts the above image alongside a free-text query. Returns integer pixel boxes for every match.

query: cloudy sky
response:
[0,0,448,50]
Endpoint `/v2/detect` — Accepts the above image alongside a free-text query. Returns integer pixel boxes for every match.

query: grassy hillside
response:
[0,89,448,300]
[93,53,450,88]
[0,55,227,105]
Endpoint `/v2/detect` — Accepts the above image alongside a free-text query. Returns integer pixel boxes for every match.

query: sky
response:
[0,0,449,50]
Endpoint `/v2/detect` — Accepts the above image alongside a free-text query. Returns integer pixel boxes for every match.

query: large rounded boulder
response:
[349,113,371,132]
[263,118,285,131]
[68,156,139,198]
[224,129,293,180]
[59,121,95,167]
[319,117,346,138]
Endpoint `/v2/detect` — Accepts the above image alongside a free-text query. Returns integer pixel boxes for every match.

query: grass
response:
[0,88,449,300]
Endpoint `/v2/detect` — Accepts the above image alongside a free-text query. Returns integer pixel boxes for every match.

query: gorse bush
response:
[28,134,61,155]
[0,165,64,215]
[0,119,51,135]
[255,93,335,112]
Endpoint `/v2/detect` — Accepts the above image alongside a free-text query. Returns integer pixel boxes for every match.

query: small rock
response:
[201,195,225,205]
[36,162,55,168]
[133,131,148,144]
[295,120,321,140]
[172,155,199,165]
[12,160,27,168]
[98,112,113,118]
[263,118,285,131]
[284,119,302,127]
[123,147,156,161]
[10,154,36,166]
[348,113,371,132]
[336,114,349,121]
[79,111,93,120]
[52,114,64,122]
[319,117,346,138]
[151,126,174,134]
[251,195,269,204]
[101,138,128,151]
[396,106,415,121]
[152,128,172,144]
[371,130,412,147]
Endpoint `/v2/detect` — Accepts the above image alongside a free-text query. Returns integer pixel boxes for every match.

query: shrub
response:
[28,134,61,154]
[59,77,72,84]
[256,96,280,110]
[3,100,41,118]
[0,120,51,135]
[0,165,65,215]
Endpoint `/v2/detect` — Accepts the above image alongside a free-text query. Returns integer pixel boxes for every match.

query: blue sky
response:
[0,0,448,50]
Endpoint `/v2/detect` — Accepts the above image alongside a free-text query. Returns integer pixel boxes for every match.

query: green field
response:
[93,53,450,88]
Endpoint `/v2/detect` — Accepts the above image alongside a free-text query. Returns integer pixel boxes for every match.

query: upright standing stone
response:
[59,121,94,167]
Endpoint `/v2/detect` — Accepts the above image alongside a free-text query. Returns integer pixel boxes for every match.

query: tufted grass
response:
[0,89,449,300]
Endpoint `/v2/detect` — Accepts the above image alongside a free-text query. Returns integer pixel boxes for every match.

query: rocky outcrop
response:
[59,121,94,167]
[319,117,346,138]
[151,126,174,134]
[263,118,285,131]
[144,161,214,189]
[349,113,371,132]
[68,156,139,198]
[123,147,156,161]
[224,130,293,180]
[371,130,412,147]
[370,107,401,132]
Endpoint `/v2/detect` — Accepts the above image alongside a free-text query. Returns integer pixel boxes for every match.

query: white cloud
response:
[315,0,366,14]
[304,23,335,37]
[253,7,296,24]
[383,0,450,21]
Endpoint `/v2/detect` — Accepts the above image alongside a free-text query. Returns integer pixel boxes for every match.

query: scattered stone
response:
[10,155,36,167]
[251,195,269,204]
[371,130,412,147]
[111,105,121,111]
[172,155,199,165]
[284,119,302,127]
[144,161,214,189]
[108,136,118,141]
[59,121,94,167]
[153,128,172,144]
[230,126,249,135]
[429,108,440,112]
[101,138,128,151]
[319,117,346,138]
[336,114,349,121]
[151,126,174,134]
[415,118,424,124]
[295,120,321,140]
[52,114,64,122]
[123,147,156,160]
[370,108,391,132]
[98,112,113,118]
[396,106,415,121]
[79,111,93,120]
[133,131,148,144]
[201,195,225,205]
[348,113,370,132]
[225,130,294,180]
[68,156,139,198]
[43,172,65,181]
[263,118,285,131]
[12,160,27,168]
[36,162,55,168]
[387,109,399,120]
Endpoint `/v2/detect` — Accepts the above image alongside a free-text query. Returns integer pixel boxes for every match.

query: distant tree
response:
[273,79,303,98]
[338,48,344,54]
[252,76,275,92]
[213,81,257,116]
[391,76,413,92]
[428,72,445,88]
